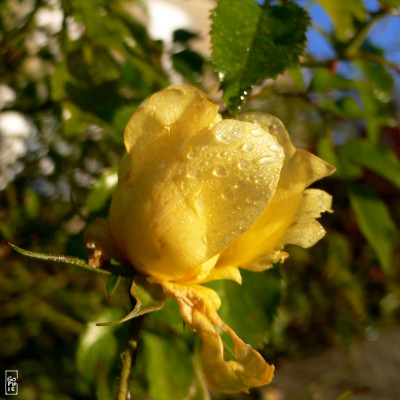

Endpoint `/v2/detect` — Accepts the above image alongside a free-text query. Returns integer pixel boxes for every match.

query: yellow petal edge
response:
[86,84,335,393]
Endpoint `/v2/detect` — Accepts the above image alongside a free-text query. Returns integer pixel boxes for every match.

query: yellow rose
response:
[88,84,335,393]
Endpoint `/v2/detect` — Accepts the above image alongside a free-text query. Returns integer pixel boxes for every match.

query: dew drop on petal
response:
[258,155,276,164]
[238,159,250,170]
[186,169,200,179]
[269,143,281,152]
[251,128,263,137]
[215,126,238,144]
[221,187,234,201]
[186,149,198,159]
[213,165,228,177]
[242,142,254,152]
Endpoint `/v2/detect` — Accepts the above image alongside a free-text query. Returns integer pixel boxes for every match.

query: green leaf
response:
[354,60,395,142]
[85,167,118,213]
[207,265,282,347]
[340,139,400,189]
[23,188,40,219]
[106,274,121,298]
[173,29,199,43]
[310,68,353,92]
[97,276,166,326]
[76,308,127,386]
[317,136,340,172]
[378,0,400,7]
[211,0,309,113]
[349,183,397,275]
[172,50,204,81]
[6,242,133,277]
[357,60,394,102]
[142,332,195,400]
[6,242,108,275]
[317,0,366,42]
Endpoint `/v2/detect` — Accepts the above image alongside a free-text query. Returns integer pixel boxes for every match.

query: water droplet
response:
[236,180,246,190]
[242,142,254,152]
[238,159,250,170]
[218,71,225,81]
[269,143,281,152]
[240,95,245,100]
[258,155,275,164]
[215,126,238,144]
[186,149,198,159]
[213,165,228,177]
[222,187,234,201]
[243,90,248,95]
[251,128,263,137]
[186,170,200,179]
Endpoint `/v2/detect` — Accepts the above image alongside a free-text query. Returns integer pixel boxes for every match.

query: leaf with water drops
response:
[211,0,310,114]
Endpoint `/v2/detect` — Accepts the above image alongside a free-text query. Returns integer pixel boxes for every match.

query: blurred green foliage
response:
[1,0,399,399]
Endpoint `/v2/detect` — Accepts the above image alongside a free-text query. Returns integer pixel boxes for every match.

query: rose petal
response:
[110,87,285,281]
[159,281,274,393]
[217,113,335,272]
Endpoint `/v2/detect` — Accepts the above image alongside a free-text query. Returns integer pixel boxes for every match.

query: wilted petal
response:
[217,113,335,272]
[84,218,124,266]
[110,87,285,281]
[160,281,274,393]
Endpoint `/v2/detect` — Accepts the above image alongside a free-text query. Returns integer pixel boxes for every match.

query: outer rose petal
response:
[217,112,335,271]
[109,86,285,282]
[159,281,274,393]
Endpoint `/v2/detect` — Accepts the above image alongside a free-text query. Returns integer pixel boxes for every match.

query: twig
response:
[117,345,134,400]
[116,316,145,400]
[359,52,400,76]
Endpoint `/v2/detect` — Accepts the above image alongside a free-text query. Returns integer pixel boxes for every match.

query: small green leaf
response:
[310,68,353,92]
[23,188,40,219]
[349,183,397,275]
[106,274,121,298]
[76,308,127,386]
[6,242,109,275]
[172,50,204,81]
[378,0,400,7]
[143,332,195,400]
[97,276,166,326]
[85,167,118,213]
[357,60,394,102]
[173,29,199,43]
[211,0,309,113]
[317,136,340,171]
[341,139,400,189]
[317,0,366,42]
[6,242,134,277]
